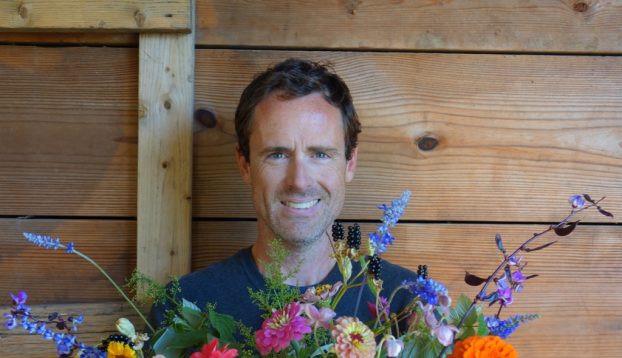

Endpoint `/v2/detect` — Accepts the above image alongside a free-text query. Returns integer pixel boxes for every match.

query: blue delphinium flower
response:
[402,276,448,305]
[369,190,411,255]
[485,314,539,338]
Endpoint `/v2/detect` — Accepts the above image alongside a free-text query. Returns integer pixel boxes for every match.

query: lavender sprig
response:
[437,194,612,358]
[21,232,154,333]
[4,291,102,357]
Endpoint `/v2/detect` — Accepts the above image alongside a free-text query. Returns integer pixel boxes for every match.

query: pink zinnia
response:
[255,302,312,356]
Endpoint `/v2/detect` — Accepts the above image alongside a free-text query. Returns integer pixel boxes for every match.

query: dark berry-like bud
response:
[417,264,428,279]
[332,221,344,242]
[368,255,382,279]
[347,223,361,250]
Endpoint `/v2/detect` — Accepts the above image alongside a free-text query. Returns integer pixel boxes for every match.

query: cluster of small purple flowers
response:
[402,276,448,305]
[22,232,74,253]
[368,190,411,255]
[3,291,102,357]
[485,314,539,339]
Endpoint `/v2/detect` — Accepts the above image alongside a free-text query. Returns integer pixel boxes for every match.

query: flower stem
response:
[436,199,603,358]
[72,249,155,333]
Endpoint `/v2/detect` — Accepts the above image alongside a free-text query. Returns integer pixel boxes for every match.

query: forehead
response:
[250,93,344,145]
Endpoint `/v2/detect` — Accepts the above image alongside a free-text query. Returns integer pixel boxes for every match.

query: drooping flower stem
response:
[71,249,155,333]
[22,233,155,333]
[437,198,606,358]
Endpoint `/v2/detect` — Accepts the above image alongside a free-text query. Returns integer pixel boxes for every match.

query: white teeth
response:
[285,200,318,209]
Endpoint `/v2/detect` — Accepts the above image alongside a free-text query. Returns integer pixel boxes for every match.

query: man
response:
[149,58,416,330]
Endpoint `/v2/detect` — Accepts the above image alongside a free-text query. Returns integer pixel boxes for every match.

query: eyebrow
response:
[258,146,341,156]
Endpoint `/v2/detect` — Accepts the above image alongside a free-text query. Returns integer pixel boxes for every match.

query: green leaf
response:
[477,315,489,336]
[167,329,209,349]
[180,298,204,328]
[449,294,472,323]
[152,326,184,358]
[208,306,237,344]
[401,333,444,358]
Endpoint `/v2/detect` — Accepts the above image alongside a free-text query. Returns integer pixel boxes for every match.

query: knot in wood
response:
[134,10,146,27]
[194,109,217,128]
[573,1,589,12]
[416,135,439,151]
[17,3,28,19]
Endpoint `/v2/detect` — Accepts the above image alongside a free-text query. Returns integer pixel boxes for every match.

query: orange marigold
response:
[448,335,517,358]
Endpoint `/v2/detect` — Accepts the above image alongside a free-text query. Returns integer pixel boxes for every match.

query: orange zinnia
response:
[448,335,517,358]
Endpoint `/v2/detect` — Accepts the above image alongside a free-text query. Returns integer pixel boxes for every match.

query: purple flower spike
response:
[497,287,514,306]
[568,194,585,209]
[3,313,17,330]
[10,291,27,306]
[512,270,526,283]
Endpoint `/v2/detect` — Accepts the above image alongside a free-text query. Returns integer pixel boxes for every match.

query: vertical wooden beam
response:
[137,2,194,283]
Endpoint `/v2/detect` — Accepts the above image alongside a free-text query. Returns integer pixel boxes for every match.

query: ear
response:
[236,146,252,184]
[345,147,358,183]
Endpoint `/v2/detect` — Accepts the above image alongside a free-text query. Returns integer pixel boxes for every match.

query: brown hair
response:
[235,58,361,162]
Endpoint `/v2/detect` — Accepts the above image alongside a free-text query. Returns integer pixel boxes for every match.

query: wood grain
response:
[137,32,194,284]
[0,45,138,217]
[0,32,138,46]
[0,0,190,33]
[196,0,622,53]
[0,301,144,357]
[0,219,136,303]
[3,1,622,53]
[2,47,620,221]
[193,220,622,357]
[193,50,622,222]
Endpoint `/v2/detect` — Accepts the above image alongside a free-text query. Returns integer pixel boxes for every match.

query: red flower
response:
[190,338,238,358]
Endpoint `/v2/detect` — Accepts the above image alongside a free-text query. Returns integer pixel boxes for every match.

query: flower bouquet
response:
[3,192,612,357]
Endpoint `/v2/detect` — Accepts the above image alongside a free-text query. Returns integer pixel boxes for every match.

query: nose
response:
[285,155,312,192]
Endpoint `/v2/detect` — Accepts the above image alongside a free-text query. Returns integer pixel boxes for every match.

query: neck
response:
[251,233,336,287]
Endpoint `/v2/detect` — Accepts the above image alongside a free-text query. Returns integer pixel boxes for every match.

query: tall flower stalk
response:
[21,233,155,333]
[437,194,612,358]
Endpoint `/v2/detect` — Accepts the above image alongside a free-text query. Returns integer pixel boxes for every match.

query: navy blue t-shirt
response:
[148,247,418,330]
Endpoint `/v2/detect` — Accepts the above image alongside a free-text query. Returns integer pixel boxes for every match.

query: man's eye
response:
[268,152,286,159]
[314,152,330,159]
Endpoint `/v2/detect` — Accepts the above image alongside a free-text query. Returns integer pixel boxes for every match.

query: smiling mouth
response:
[282,199,320,209]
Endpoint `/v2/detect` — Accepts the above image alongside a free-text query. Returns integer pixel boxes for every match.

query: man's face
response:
[236,92,358,248]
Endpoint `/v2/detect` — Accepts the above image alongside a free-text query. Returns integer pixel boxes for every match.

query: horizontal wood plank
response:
[0,301,144,357]
[193,220,622,357]
[193,50,622,222]
[0,32,138,46]
[0,219,136,303]
[0,0,190,33]
[0,45,137,217]
[196,0,622,53]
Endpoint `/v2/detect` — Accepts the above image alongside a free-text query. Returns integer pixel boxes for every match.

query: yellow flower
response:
[107,341,137,358]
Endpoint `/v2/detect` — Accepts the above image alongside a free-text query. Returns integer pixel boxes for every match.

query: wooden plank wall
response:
[1,1,621,356]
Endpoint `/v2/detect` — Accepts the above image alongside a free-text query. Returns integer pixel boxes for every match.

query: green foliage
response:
[248,238,301,316]
[449,294,487,340]
[148,297,239,357]
[126,269,180,306]
[401,332,445,358]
